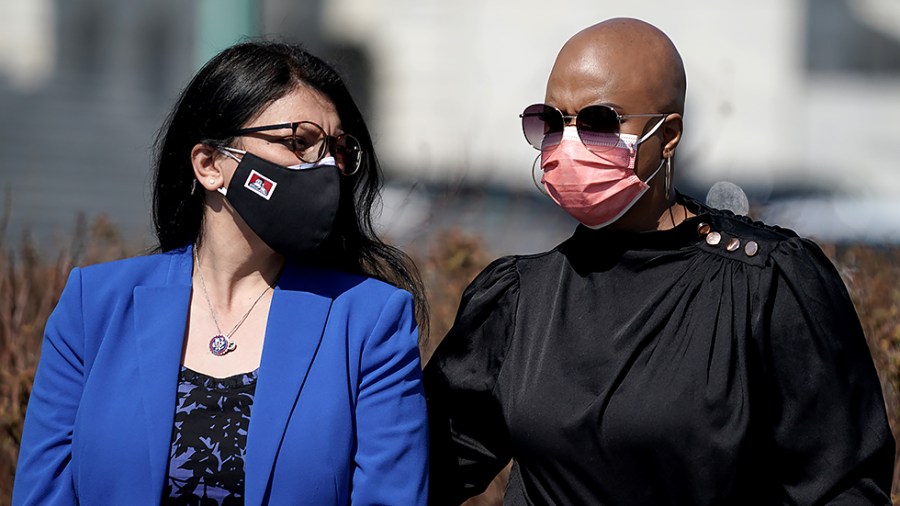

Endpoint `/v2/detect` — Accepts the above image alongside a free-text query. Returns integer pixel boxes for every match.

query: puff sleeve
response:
[759,238,894,504]
[424,257,520,506]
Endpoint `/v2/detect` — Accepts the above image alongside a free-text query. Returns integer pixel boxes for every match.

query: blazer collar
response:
[245,261,335,506]
[132,248,337,506]
[133,246,193,504]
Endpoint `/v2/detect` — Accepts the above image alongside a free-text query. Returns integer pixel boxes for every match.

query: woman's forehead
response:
[247,86,340,130]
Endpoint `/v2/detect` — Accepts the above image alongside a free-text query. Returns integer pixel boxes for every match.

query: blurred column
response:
[261,0,324,51]
[194,0,260,68]
[260,0,373,118]
[0,0,55,90]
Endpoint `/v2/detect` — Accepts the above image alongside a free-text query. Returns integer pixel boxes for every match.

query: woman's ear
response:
[661,113,683,158]
[191,143,227,191]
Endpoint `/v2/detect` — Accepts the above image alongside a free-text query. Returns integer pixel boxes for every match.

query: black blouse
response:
[425,196,894,505]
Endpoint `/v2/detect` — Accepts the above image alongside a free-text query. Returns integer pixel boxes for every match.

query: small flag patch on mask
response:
[244,170,277,200]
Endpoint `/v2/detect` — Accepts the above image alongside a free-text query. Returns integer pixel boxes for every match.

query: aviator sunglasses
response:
[520,103,670,153]
[229,121,363,175]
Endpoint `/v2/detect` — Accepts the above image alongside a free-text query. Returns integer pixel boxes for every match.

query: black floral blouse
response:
[163,366,257,505]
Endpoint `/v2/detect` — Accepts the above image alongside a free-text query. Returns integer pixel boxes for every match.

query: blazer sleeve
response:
[761,238,894,504]
[13,268,85,506]
[351,289,429,505]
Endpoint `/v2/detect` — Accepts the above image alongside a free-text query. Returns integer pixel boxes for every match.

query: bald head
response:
[546,18,686,117]
[541,19,689,230]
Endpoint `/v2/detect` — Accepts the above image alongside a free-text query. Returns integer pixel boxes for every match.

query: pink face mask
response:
[541,124,665,228]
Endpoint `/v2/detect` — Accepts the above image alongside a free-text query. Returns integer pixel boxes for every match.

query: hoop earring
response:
[665,156,673,199]
[531,154,548,196]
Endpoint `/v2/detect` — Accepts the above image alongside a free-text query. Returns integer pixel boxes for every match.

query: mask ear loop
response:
[632,115,669,186]
[637,115,668,145]
[218,146,245,162]
[531,153,548,196]
[213,147,245,197]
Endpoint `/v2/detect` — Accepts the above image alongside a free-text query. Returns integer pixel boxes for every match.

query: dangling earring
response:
[665,156,673,199]
[531,154,548,196]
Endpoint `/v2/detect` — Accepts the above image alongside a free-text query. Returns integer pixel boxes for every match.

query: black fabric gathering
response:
[425,195,894,506]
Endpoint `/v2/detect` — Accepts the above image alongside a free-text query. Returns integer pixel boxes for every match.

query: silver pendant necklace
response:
[194,250,272,356]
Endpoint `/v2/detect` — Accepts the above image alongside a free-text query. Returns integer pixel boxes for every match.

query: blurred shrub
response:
[825,244,900,497]
[413,229,491,363]
[0,213,131,504]
[1,222,899,505]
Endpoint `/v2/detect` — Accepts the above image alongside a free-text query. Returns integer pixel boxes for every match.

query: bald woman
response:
[425,18,893,505]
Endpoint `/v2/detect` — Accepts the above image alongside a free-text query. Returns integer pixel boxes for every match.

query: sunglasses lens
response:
[521,104,564,151]
[576,105,621,152]
[334,134,362,175]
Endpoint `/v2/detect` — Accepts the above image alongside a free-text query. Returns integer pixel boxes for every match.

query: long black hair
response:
[152,40,428,336]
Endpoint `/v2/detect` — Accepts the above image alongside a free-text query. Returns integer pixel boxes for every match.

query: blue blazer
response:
[13,246,428,505]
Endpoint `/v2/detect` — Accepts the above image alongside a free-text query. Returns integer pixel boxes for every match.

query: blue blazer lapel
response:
[133,247,193,501]
[245,262,334,506]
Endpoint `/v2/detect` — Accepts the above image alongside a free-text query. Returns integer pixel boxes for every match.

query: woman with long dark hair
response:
[14,41,429,505]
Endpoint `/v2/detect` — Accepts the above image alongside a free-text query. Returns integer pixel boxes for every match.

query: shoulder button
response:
[744,240,759,257]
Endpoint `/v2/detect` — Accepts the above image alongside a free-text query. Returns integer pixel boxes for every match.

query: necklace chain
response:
[194,249,272,355]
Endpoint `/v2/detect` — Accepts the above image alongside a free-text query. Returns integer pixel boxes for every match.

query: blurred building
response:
[1,0,899,254]
[0,0,195,250]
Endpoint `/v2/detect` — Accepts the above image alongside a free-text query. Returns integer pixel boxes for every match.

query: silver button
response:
[744,241,759,257]
[706,231,721,246]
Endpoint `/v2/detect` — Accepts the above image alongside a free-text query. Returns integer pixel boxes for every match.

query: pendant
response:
[209,335,237,356]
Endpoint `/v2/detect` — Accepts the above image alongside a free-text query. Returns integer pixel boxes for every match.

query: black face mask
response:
[217,151,340,260]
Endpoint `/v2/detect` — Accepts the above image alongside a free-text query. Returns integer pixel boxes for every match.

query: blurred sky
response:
[1,0,899,253]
